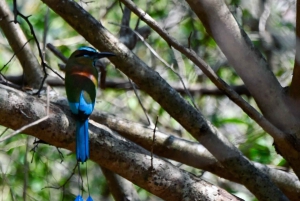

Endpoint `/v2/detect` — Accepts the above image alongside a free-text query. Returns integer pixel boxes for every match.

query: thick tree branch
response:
[0,84,242,201]
[185,0,300,177]
[0,0,43,88]
[39,0,289,200]
[184,0,300,136]
[91,111,300,201]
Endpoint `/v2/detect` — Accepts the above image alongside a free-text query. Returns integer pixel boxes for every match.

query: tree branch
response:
[0,0,43,88]
[184,0,300,136]
[39,0,289,200]
[119,0,300,181]
[119,6,137,50]
[0,84,242,201]
[91,111,300,201]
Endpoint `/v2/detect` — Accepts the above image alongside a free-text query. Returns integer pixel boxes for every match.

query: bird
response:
[65,46,115,163]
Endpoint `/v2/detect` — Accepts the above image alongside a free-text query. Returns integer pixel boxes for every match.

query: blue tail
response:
[76,120,89,163]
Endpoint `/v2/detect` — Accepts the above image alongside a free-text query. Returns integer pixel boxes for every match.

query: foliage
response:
[0,0,297,200]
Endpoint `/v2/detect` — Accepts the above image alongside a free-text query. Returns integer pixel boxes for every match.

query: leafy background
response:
[0,0,295,200]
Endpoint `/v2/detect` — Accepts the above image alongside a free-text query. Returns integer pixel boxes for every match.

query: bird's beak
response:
[95,52,116,59]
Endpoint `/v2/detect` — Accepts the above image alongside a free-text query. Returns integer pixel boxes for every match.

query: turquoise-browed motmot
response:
[65,47,115,163]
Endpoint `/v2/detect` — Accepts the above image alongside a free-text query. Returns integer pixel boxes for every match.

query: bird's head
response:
[69,46,116,66]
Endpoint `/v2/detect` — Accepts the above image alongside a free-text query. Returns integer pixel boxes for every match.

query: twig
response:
[56,147,64,163]
[13,0,48,95]
[150,116,158,170]
[0,39,32,73]
[118,0,124,13]
[77,162,84,196]
[30,138,39,163]
[79,0,95,5]
[1,168,17,200]
[0,75,22,90]
[42,163,78,191]
[101,0,118,19]
[0,127,9,138]
[45,63,64,81]
[85,162,91,197]
[128,78,153,127]
[46,43,68,63]
[23,136,29,201]
[171,46,198,110]
[188,31,193,49]
[42,7,50,59]
[0,116,48,143]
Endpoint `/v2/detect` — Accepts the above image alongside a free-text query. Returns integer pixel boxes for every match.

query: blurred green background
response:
[0,0,295,200]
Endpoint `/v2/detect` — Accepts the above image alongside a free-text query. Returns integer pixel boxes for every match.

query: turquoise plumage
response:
[65,46,115,163]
